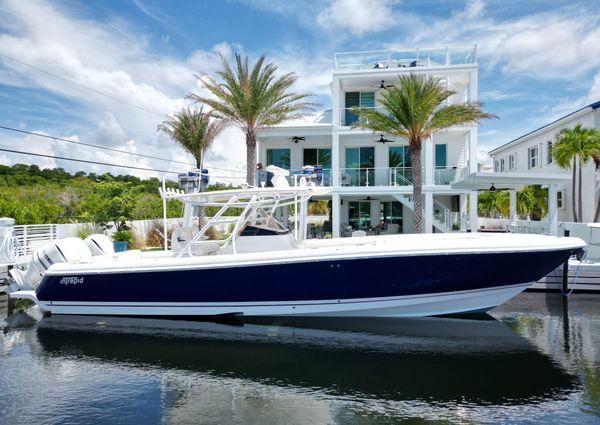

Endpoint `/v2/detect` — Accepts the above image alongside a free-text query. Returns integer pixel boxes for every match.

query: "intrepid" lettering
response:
[59,276,84,285]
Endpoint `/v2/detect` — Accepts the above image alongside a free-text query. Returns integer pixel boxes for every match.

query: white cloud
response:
[401,1,600,80]
[0,0,247,183]
[544,71,600,121]
[317,0,398,36]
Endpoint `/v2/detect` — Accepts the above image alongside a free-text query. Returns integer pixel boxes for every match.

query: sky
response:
[0,0,599,183]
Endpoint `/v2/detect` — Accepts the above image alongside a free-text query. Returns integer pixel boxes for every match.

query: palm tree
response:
[352,73,496,233]
[552,123,600,222]
[158,107,225,226]
[188,52,315,185]
[158,107,225,170]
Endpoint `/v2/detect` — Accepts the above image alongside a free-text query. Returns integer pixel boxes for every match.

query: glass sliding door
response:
[380,201,403,232]
[345,147,374,186]
[344,91,375,125]
[266,148,290,169]
[389,146,411,185]
[303,148,331,168]
[348,201,371,230]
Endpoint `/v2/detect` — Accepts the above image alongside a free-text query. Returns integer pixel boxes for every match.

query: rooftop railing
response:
[334,45,477,71]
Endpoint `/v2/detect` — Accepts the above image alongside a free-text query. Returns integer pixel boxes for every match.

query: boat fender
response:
[9,237,92,290]
[84,234,115,256]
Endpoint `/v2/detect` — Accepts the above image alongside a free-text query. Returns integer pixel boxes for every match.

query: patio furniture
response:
[383,223,400,235]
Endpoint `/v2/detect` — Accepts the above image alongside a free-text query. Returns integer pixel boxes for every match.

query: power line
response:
[0,146,177,174]
[0,147,248,181]
[0,125,247,174]
[0,125,191,167]
[0,52,165,118]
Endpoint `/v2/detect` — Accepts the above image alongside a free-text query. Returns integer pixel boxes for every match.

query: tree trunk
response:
[410,141,423,233]
[246,129,257,186]
[572,157,578,222]
[578,160,583,222]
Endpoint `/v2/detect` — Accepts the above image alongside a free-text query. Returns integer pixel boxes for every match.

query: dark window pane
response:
[435,144,447,167]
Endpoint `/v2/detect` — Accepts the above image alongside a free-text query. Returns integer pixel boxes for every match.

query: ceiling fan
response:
[375,134,394,144]
[379,80,393,90]
[289,136,306,143]
[478,183,512,192]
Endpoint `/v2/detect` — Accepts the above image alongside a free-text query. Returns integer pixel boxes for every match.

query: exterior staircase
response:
[392,194,467,233]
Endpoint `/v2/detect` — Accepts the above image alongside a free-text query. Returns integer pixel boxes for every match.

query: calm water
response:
[1,292,599,425]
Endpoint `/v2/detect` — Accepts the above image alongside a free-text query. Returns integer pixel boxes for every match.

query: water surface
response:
[1,292,599,424]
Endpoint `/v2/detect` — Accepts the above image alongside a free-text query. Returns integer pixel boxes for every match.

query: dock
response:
[531,259,600,292]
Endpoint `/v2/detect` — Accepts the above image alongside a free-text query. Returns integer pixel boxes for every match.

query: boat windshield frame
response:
[159,186,329,256]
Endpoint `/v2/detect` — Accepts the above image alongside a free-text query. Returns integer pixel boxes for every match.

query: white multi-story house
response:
[257,46,481,237]
[489,101,600,223]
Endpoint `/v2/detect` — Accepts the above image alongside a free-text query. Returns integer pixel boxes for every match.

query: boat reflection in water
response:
[33,314,577,413]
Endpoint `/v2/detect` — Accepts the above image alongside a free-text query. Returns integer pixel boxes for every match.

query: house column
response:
[509,190,517,225]
[332,77,341,127]
[469,190,478,232]
[332,132,340,187]
[548,184,558,236]
[469,128,478,174]
[424,191,433,233]
[424,136,434,186]
[332,193,341,238]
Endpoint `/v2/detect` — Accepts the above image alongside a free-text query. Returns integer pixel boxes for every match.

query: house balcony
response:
[339,166,462,187]
[334,45,477,72]
[254,166,463,188]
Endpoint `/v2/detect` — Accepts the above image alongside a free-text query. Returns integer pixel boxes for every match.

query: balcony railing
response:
[340,167,413,187]
[434,166,461,185]
[334,45,477,71]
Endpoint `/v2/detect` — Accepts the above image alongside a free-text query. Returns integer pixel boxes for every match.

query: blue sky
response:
[0,0,599,181]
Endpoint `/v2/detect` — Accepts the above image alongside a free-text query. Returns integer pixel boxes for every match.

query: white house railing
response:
[334,45,477,71]
[13,224,58,256]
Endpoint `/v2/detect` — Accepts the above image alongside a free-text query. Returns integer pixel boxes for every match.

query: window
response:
[500,158,505,172]
[494,160,500,172]
[547,141,553,164]
[557,190,564,209]
[344,91,375,125]
[435,144,447,168]
[509,153,516,170]
[266,148,290,169]
[303,148,331,168]
[528,145,539,169]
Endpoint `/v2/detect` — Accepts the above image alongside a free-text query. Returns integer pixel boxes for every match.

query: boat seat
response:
[171,226,220,256]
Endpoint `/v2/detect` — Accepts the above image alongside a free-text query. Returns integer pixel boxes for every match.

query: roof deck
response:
[334,45,477,72]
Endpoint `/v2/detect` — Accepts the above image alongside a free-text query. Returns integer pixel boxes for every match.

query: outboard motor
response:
[84,234,114,256]
[9,237,92,291]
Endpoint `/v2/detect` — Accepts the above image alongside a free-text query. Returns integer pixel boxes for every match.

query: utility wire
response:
[0,146,246,180]
[0,125,191,167]
[0,52,165,118]
[0,124,246,174]
[0,147,177,174]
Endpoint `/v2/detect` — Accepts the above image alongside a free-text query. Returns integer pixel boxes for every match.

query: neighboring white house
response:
[257,46,481,237]
[489,101,600,223]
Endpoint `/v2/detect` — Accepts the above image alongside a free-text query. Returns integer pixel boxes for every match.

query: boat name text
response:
[59,276,84,285]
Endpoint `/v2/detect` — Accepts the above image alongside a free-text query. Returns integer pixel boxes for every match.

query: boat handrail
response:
[176,194,242,258]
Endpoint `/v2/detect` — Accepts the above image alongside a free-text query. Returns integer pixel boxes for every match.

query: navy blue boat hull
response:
[36,249,573,305]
